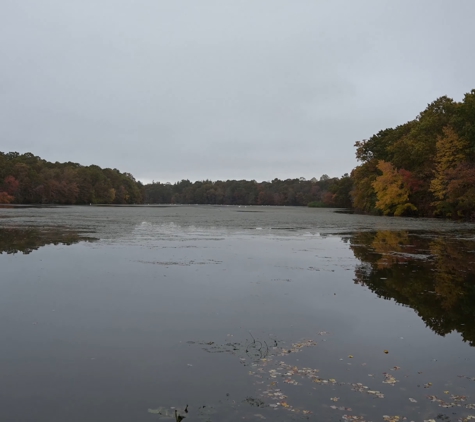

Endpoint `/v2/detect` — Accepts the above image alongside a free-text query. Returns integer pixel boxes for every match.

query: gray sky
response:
[1,0,474,184]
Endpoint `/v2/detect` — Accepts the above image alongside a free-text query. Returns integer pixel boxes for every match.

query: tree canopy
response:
[2,88,475,218]
[143,176,352,207]
[351,89,475,218]
[0,152,143,204]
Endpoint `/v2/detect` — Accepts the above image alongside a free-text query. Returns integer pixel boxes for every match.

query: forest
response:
[143,176,352,207]
[352,89,475,218]
[0,152,143,204]
[1,89,474,217]
[0,152,352,207]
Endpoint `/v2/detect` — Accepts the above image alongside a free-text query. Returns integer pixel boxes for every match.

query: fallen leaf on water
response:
[383,374,399,385]
[383,416,400,422]
[348,355,354,358]
[330,397,340,402]
[409,398,417,403]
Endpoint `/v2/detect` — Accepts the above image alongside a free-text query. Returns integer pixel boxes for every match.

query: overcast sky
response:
[1,1,474,183]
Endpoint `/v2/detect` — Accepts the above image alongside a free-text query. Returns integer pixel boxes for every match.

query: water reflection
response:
[0,227,96,255]
[350,230,475,346]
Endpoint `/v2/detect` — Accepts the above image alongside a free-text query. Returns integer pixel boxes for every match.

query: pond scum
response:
[148,332,475,422]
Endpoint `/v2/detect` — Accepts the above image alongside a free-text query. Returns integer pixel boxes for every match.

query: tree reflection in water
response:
[0,227,96,255]
[350,230,475,346]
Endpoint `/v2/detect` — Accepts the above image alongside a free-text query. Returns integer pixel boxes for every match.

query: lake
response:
[1,205,474,422]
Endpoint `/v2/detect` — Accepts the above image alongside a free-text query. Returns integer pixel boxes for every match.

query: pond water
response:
[1,205,475,422]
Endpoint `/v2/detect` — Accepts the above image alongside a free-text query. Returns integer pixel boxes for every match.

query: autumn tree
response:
[0,152,143,205]
[444,163,475,219]
[351,160,379,213]
[372,161,417,216]
[351,89,475,218]
[430,126,469,214]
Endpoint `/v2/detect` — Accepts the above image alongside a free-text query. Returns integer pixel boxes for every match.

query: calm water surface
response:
[1,206,475,422]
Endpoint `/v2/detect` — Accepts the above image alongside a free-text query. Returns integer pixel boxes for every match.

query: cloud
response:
[1,0,474,182]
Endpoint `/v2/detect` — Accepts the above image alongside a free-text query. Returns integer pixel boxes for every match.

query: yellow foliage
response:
[430,126,469,202]
[372,161,417,216]
[350,159,379,212]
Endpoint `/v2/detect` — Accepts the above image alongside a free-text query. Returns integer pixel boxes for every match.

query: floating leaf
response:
[383,374,399,385]
[383,416,400,422]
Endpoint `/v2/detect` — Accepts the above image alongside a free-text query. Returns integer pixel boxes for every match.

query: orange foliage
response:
[0,192,14,204]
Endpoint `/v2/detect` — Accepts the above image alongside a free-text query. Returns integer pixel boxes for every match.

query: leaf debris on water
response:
[383,416,400,422]
[383,373,399,385]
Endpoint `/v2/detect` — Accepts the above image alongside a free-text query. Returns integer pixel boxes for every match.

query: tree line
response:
[0,153,353,207]
[143,176,352,207]
[1,89,474,216]
[0,152,143,204]
[352,89,475,218]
